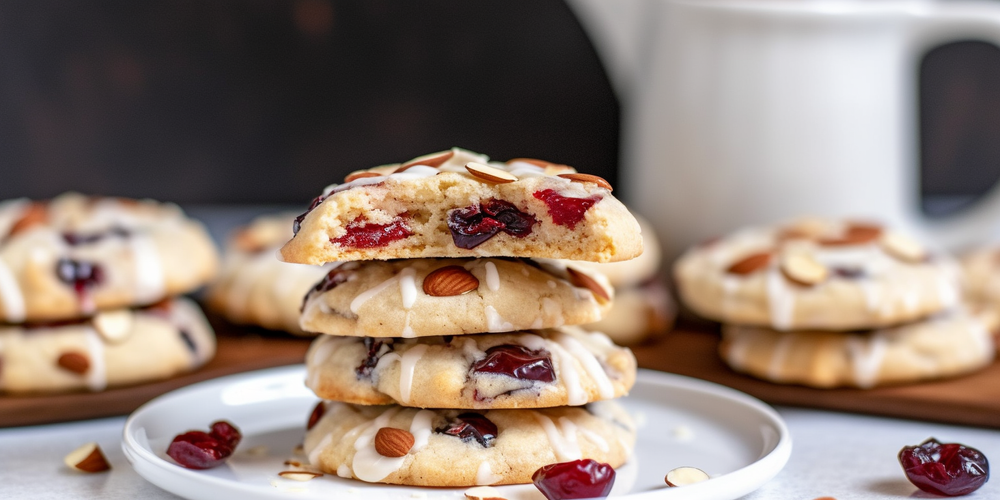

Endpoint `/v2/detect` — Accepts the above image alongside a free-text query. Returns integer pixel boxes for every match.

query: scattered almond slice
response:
[557,173,613,191]
[466,162,518,184]
[92,310,134,344]
[423,266,480,296]
[465,485,507,500]
[566,267,612,303]
[401,150,455,169]
[726,252,773,275]
[278,470,323,481]
[780,252,829,286]
[665,466,709,487]
[344,171,384,183]
[65,442,111,473]
[880,232,926,263]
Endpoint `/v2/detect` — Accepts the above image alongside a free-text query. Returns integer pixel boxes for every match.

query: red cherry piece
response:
[332,216,413,249]
[472,345,555,382]
[435,412,498,448]
[532,189,602,229]
[899,437,989,496]
[166,420,242,470]
[447,199,537,249]
[532,459,616,500]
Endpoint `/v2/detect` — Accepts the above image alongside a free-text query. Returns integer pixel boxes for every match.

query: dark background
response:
[0,1,997,213]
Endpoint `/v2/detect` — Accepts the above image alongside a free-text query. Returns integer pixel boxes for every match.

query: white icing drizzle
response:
[546,341,586,405]
[519,333,548,351]
[401,311,415,338]
[398,345,428,404]
[484,261,500,292]
[476,461,504,485]
[130,233,165,303]
[576,426,610,452]
[306,336,342,388]
[845,332,888,388]
[541,298,565,327]
[766,334,794,381]
[350,275,400,314]
[307,434,334,466]
[337,464,352,478]
[0,256,25,323]
[410,409,435,450]
[484,306,513,332]
[351,407,405,482]
[532,412,582,461]
[765,266,796,331]
[83,327,107,391]
[554,332,614,399]
[398,267,417,309]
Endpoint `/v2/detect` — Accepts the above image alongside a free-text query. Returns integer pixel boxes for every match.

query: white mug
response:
[571,0,1000,260]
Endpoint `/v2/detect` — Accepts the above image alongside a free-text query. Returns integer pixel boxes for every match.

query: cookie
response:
[300,258,612,338]
[674,217,960,331]
[0,297,215,393]
[279,148,643,265]
[959,246,1000,308]
[205,212,333,335]
[305,326,636,408]
[584,280,676,345]
[0,193,219,322]
[304,400,635,486]
[719,310,994,389]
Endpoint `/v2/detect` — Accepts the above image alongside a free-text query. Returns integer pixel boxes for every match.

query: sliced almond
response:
[92,310,134,344]
[665,466,710,487]
[557,173,613,191]
[466,162,518,183]
[373,427,414,457]
[65,442,111,473]
[58,352,90,375]
[880,232,926,263]
[9,202,48,236]
[819,223,882,246]
[344,171,384,183]
[423,266,480,296]
[465,485,507,500]
[507,157,553,168]
[726,252,772,275]
[307,401,325,431]
[780,252,829,286]
[566,267,612,303]
[401,150,455,169]
[278,470,323,481]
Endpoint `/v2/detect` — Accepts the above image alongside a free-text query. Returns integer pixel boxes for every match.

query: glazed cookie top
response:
[305,326,636,408]
[674,217,960,331]
[280,148,643,264]
[0,192,219,322]
[300,257,613,338]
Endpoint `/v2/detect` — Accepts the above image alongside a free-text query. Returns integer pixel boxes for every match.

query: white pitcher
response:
[570,0,1000,260]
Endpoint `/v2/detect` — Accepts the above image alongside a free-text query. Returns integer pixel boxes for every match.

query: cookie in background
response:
[205,212,334,335]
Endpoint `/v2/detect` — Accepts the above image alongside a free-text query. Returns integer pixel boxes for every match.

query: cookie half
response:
[674,218,959,331]
[720,311,994,389]
[205,212,333,335]
[300,258,612,338]
[280,148,643,264]
[0,193,219,322]
[0,297,215,393]
[305,327,636,408]
[304,400,635,486]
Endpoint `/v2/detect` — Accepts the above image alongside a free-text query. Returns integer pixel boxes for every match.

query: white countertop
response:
[2,405,997,499]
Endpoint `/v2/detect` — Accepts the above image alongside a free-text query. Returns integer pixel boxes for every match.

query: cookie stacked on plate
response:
[281,148,641,487]
[674,218,995,389]
[0,192,219,393]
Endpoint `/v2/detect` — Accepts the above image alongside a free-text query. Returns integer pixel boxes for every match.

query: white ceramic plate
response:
[123,366,791,500]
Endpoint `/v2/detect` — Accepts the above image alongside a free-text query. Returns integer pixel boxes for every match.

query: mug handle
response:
[902,1,1000,249]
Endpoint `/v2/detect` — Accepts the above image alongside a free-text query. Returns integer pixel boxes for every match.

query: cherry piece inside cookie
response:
[532,189,602,229]
[355,338,394,379]
[435,412,498,447]
[471,345,555,382]
[447,199,537,249]
[332,215,413,249]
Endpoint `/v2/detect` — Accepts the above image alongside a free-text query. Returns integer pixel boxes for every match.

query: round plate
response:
[122,366,791,500]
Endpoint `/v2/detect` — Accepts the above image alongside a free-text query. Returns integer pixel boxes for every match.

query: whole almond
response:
[423,266,480,296]
[374,427,414,457]
[401,150,455,169]
[726,252,772,275]
[880,232,926,263]
[566,267,611,303]
[58,352,90,375]
[9,202,47,236]
[780,253,829,286]
[466,162,518,183]
[557,173,613,191]
[344,171,384,183]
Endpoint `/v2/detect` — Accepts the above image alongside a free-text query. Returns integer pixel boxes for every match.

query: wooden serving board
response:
[0,318,312,428]
[633,320,1000,429]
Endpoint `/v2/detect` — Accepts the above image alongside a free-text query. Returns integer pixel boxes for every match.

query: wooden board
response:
[633,320,1000,429]
[0,318,312,428]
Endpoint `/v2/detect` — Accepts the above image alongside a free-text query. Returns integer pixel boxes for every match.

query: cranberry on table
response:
[899,437,989,496]
[532,459,616,500]
[167,420,242,470]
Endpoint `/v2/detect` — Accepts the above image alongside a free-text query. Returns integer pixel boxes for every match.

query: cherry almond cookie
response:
[280,148,643,264]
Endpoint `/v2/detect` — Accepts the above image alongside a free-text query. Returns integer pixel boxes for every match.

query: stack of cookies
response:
[0,192,219,394]
[674,218,995,389]
[280,148,641,487]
